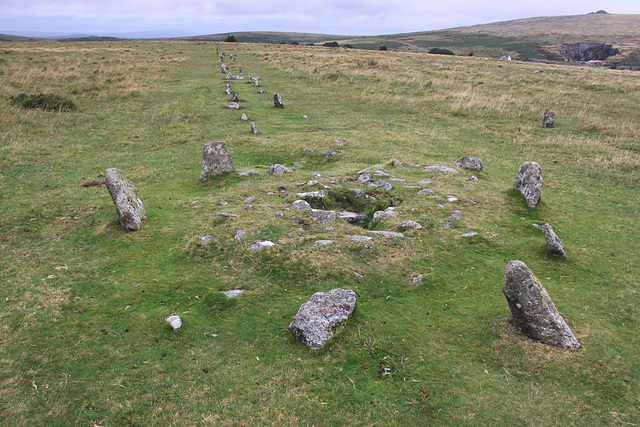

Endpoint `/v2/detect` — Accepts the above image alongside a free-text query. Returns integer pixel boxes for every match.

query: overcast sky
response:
[1,0,638,37]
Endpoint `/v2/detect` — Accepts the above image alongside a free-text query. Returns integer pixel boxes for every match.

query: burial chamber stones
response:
[502,260,580,350]
[105,168,147,231]
[289,288,357,350]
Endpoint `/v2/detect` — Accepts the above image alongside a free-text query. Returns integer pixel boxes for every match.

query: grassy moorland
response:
[0,41,639,426]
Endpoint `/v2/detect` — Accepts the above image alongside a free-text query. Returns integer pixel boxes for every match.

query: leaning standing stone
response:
[502,260,580,350]
[273,93,284,108]
[289,288,357,350]
[513,161,543,208]
[542,223,567,258]
[543,108,555,128]
[200,141,235,183]
[105,168,147,231]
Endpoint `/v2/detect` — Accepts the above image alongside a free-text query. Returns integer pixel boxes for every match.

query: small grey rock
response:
[339,211,369,224]
[166,315,182,331]
[461,231,478,237]
[449,210,463,220]
[412,274,424,284]
[350,235,372,242]
[368,230,405,238]
[269,164,293,175]
[217,212,238,218]
[303,148,314,153]
[249,240,275,251]
[542,223,567,258]
[416,180,432,185]
[397,220,422,230]
[221,289,244,298]
[105,168,147,231]
[238,170,257,176]
[234,230,246,239]
[200,235,214,243]
[424,165,458,174]
[454,156,483,171]
[292,200,312,211]
[225,102,241,110]
[250,122,258,135]
[309,209,337,224]
[357,173,371,184]
[367,180,392,191]
[297,190,326,200]
[417,189,434,195]
[315,240,333,246]
[324,150,341,158]
[335,138,347,146]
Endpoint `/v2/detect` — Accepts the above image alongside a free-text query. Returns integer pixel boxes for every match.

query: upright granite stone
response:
[200,141,235,183]
[543,223,568,258]
[289,288,357,350]
[513,161,543,208]
[221,64,227,74]
[502,260,580,350]
[273,93,284,108]
[250,121,258,135]
[454,156,483,171]
[105,168,147,231]
[543,108,555,128]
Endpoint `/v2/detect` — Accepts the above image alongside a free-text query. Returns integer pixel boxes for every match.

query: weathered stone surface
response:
[200,141,235,183]
[416,179,432,185]
[200,235,214,243]
[273,93,284,108]
[417,189,434,195]
[542,223,567,258]
[543,108,555,128]
[105,168,147,231]
[225,102,241,109]
[324,149,341,158]
[449,210,463,220]
[166,315,182,331]
[297,190,326,200]
[249,240,275,251]
[269,164,293,175]
[339,211,369,224]
[393,160,403,167]
[397,220,422,230]
[335,138,347,146]
[221,64,227,74]
[446,195,458,202]
[221,289,244,298]
[240,113,248,121]
[454,156,483,171]
[315,240,333,246]
[461,231,478,237]
[513,161,543,208]
[292,199,312,211]
[232,93,239,102]
[309,209,337,224]
[357,173,371,184]
[367,180,392,191]
[413,274,424,284]
[234,230,246,239]
[350,235,372,242]
[289,288,357,350]
[368,230,405,238]
[238,169,257,176]
[424,165,458,174]
[373,208,397,222]
[502,260,580,350]
[217,212,238,218]
[250,121,258,135]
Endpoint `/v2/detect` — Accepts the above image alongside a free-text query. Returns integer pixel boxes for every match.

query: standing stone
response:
[105,168,147,231]
[232,93,239,102]
[454,156,483,172]
[513,161,543,208]
[289,288,357,350]
[543,108,555,128]
[200,141,235,183]
[254,78,260,87]
[221,64,227,74]
[250,121,258,135]
[273,93,284,108]
[241,113,248,121]
[542,223,567,258]
[225,86,232,95]
[502,260,580,350]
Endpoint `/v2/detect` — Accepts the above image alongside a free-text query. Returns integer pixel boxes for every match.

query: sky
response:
[1,0,638,38]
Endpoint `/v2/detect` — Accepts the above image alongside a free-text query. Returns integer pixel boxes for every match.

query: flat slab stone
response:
[367,180,392,191]
[297,190,326,200]
[249,240,275,251]
[368,230,405,238]
[315,240,333,246]
[424,165,458,174]
[339,211,369,224]
[350,235,373,242]
[417,189,434,195]
[503,260,580,350]
[221,289,244,298]
[397,220,422,230]
[105,168,147,231]
[454,156,483,171]
[309,209,337,224]
[269,164,293,175]
[289,288,357,350]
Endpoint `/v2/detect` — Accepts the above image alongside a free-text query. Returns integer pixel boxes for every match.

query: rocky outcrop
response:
[502,260,580,350]
[561,43,620,62]
[289,288,357,350]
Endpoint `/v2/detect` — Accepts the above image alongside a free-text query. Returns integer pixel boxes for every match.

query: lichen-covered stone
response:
[200,141,235,183]
[289,288,357,350]
[105,168,147,231]
[543,223,567,258]
[513,161,543,208]
[502,260,580,350]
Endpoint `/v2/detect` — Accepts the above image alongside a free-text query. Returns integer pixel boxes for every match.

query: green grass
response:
[1,41,639,426]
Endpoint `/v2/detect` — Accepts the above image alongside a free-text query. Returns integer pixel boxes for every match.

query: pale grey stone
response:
[234,230,246,239]
[503,260,580,350]
[221,289,244,298]
[297,190,326,200]
[374,170,390,177]
[335,138,347,146]
[269,164,293,175]
[225,102,241,109]
[309,209,337,224]
[543,108,554,128]
[368,230,405,238]
[350,235,372,242]
[303,148,314,153]
[367,180,392,191]
[389,178,406,182]
[217,212,238,218]
[105,168,147,231]
[417,189,434,195]
[513,161,543,208]
[449,210,463,220]
[461,231,478,237]
[274,212,284,218]
[200,141,235,183]
[373,208,397,222]
[324,149,341,158]
[292,200,312,211]
[441,220,452,229]
[273,93,284,108]
[249,240,275,251]
[221,64,227,74]
[166,315,182,331]
[250,121,258,135]
[293,162,302,168]
[416,180,432,185]
[241,113,248,121]
[454,156,483,171]
[424,165,458,173]
[357,165,383,174]
[244,196,257,203]
[339,211,369,224]
[446,195,458,202]
[393,160,403,167]
[200,235,214,243]
[289,288,357,350]
[357,174,371,184]
[238,170,257,176]
[397,220,422,230]
[542,223,567,258]
[413,274,424,284]
[315,240,333,246]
